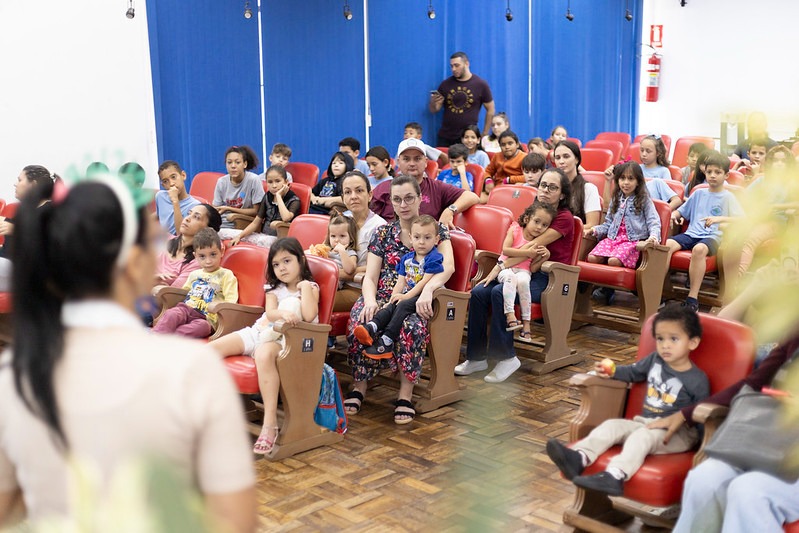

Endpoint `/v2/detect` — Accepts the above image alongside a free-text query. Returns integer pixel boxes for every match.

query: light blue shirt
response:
[678,188,743,240]
[646,179,678,203]
[468,151,490,169]
[641,164,671,180]
[155,192,200,235]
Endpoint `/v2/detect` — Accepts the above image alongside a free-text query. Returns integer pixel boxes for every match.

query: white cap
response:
[396,138,430,159]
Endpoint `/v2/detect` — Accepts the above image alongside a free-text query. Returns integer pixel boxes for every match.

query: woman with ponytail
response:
[0,177,255,531]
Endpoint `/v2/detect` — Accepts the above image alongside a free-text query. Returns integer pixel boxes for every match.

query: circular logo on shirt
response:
[447,86,475,114]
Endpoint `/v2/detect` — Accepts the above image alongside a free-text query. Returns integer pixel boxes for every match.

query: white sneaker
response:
[484,357,521,383]
[454,359,488,375]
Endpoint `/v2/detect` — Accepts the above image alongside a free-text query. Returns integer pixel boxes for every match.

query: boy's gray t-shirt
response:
[613,352,710,418]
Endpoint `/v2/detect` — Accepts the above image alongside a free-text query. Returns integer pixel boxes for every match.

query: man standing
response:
[429,51,495,148]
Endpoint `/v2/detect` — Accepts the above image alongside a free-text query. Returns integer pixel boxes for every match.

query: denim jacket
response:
[593,195,661,242]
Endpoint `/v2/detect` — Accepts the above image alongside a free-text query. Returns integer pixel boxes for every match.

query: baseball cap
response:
[396,138,430,159]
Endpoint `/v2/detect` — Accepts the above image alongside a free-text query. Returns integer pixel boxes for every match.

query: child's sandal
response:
[505,320,523,332]
[253,426,280,455]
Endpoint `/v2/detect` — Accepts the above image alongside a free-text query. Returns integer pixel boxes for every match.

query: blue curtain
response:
[147,0,642,179]
[146,0,263,186]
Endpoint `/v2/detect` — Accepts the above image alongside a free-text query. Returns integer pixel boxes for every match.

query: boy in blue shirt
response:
[436,144,474,191]
[155,161,200,235]
[665,151,743,311]
[354,215,445,359]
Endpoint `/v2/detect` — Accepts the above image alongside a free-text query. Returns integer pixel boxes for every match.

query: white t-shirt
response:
[584,181,601,214]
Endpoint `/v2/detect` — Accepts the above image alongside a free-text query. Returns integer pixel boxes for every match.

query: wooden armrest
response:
[153,286,188,309]
[569,373,629,441]
[228,213,255,230]
[274,320,332,336]
[569,373,628,389]
[541,261,580,275]
[693,403,730,465]
[635,241,669,253]
[473,250,500,284]
[273,221,290,239]
[353,272,365,284]
[692,403,729,425]
[210,302,264,339]
[152,286,188,323]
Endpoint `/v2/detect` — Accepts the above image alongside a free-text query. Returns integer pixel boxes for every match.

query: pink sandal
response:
[253,426,279,455]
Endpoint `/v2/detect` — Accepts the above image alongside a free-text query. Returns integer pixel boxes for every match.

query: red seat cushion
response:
[578,262,637,290]
[330,311,349,337]
[223,355,259,395]
[785,521,799,533]
[670,251,716,272]
[583,446,695,507]
[0,293,11,314]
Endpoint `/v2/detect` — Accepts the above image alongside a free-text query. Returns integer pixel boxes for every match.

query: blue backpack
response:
[314,364,348,434]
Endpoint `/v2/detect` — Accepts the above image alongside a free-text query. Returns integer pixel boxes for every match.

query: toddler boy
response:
[354,215,444,359]
[153,228,238,338]
[546,304,709,496]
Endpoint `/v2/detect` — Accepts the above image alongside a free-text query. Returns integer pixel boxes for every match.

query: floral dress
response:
[347,221,450,383]
[589,198,640,269]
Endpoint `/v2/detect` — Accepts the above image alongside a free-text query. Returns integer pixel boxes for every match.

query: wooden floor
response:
[252,308,655,532]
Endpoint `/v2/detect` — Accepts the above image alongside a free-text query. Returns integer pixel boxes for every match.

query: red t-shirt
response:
[546,207,575,264]
[370,176,464,221]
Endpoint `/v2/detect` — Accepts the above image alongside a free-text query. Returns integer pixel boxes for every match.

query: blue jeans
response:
[466,271,547,362]
[673,458,799,533]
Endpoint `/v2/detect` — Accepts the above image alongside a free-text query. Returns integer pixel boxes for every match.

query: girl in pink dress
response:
[586,162,660,269]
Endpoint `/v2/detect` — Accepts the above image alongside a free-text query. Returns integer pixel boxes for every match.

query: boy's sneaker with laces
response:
[546,439,585,480]
[363,337,394,360]
[353,323,376,346]
[572,471,624,496]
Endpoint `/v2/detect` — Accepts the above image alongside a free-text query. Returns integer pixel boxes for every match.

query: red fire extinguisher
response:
[646,53,661,102]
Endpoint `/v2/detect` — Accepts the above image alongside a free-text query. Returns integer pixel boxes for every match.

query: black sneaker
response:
[364,337,394,360]
[572,471,624,496]
[592,287,616,305]
[353,323,377,346]
[684,298,699,313]
[546,439,585,480]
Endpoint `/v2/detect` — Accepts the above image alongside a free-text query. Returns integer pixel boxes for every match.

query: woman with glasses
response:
[344,175,455,424]
[456,168,576,383]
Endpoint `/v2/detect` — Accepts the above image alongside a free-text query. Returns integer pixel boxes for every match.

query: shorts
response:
[670,233,719,256]
[235,323,283,356]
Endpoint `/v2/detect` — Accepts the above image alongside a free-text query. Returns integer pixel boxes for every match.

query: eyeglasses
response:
[538,183,560,192]
[391,195,419,205]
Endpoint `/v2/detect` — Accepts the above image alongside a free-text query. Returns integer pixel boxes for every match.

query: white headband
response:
[96,176,138,268]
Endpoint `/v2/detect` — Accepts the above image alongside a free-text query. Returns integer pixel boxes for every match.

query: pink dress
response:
[589,199,641,269]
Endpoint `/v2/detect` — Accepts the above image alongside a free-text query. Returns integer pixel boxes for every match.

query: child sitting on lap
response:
[354,215,444,359]
[153,228,238,338]
[546,304,709,496]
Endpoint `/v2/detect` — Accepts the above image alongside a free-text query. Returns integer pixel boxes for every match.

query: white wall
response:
[0,0,158,200]
[638,0,799,153]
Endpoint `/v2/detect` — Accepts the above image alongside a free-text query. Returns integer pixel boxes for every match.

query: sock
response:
[578,450,589,467]
[606,466,626,480]
[381,335,393,345]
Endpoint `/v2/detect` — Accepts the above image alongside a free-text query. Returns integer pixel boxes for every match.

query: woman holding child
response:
[333,171,386,312]
[345,175,454,424]
[456,168,576,383]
